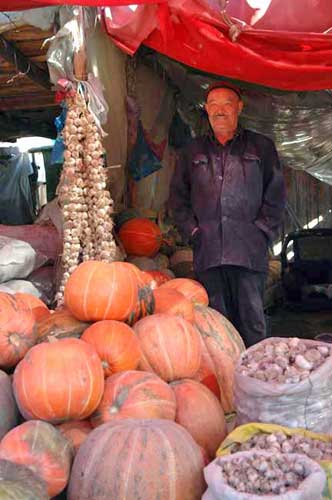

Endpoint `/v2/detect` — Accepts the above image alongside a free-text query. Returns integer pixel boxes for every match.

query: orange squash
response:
[36,307,90,343]
[160,278,209,306]
[68,419,205,500]
[91,370,176,427]
[14,293,50,322]
[57,420,92,454]
[153,287,194,322]
[118,217,162,257]
[0,292,37,369]
[64,261,138,322]
[81,320,141,377]
[192,305,245,414]
[170,379,227,459]
[134,314,201,382]
[0,420,73,498]
[13,338,104,422]
[122,263,155,324]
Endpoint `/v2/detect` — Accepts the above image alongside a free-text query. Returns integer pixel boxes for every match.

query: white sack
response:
[0,236,37,283]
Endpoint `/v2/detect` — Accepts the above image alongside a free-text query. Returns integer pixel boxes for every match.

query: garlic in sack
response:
[239,338,331,383]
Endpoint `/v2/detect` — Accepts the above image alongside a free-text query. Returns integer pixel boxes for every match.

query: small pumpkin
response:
[91,370,176,427]
[57,420,92,454]
[0,292,37,369]
[118,218,162,257]
[0,370,18,439]
[81,320,141,377]
[36,306,90,343]
[160,278,209,306]
[0,459,48,500]
[14,293,50,322]
[0,420,73,498]
[153,287,194,322]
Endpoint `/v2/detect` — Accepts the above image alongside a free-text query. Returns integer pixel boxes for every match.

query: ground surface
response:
[268,306,332,340]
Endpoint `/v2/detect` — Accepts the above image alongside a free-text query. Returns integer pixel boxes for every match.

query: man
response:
[168,82,285,346]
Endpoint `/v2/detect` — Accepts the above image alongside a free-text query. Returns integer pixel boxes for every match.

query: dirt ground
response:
[268,306,332,340]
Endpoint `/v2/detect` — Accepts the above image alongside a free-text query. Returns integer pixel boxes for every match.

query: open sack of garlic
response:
[234,338,332,433]
[55,90,117,304]
[202,451,326,500]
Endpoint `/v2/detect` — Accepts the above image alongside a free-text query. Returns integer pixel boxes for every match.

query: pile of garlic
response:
[238,338,330,383]
[220,453,310,495]
[56,91,116,304]
[232,431,332,462]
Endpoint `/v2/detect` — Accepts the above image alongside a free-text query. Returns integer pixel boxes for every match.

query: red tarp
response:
[0,0,165,9]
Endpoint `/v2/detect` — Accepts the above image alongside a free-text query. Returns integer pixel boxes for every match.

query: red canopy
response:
[0,0,165,9]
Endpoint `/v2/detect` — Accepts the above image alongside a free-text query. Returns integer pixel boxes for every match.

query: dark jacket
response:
[168,128,286,273]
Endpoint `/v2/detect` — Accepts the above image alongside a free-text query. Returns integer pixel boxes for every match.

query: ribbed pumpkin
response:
[0,370,18,439]
[13,338,104,422]
[15,293,50,322]
[153,287,194,322]
[57,420,92,454]
[68,419,205,500]
[143,269,172,286]
[0,292,37,369]
[91,370,176,427]
[0,420,73,498]
[170,379,227,459]
[0,459,48,500]
[134,314,201,382]
[193,305,245,414]
[64,261,138,322]
[36,306,90,343]
[118,217,162,257]
[122,263,155,324]
[81,320,141,377]
[160,278,209,306]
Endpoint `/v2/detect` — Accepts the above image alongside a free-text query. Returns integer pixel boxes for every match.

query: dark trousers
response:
[196,265,266,347]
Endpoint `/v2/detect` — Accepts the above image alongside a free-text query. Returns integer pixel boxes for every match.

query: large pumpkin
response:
[81,320,141,377]
[13,338,104,422]
[0,459,48,500]
[91,370,176,427]
[170,379,227,459]
[64,261,138,322]
[118,217,162,257]
[36,306,90,343]
[68,419,205,500]
[153,287,194,322]
[15,293,50,322]
[0,292,37,369]
[122,263,155,324]
[0,420,73,498]
[0,370,18,439]
[134,314,201,382]
[193,305,245,414]
[160,278,209,306]
[57,420,92,455]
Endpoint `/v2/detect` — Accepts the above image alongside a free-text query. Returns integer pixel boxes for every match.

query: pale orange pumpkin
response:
[153,287,194,322]
[36,306,90,343]
[160,278,209,306]
[57,420,92,454]
[15,293,50,322]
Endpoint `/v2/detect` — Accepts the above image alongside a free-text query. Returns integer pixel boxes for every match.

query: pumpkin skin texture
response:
[192,305,245,414]
[68,419,205,500]
[118,217,162,257]
[143,269,172,286]
[170,379,227,459]
[134,314,201,382]
[14,293,50,322]
[64,260,138,322]
[0,370,18,439]
[36,306,90,342]
[153,287,194,322]
[160,278,209,306]
[57,420,92,454]
[0,292,37,369]
[0,459,48,500]
[121,263,155,324]
[81,320,141,377]
[91,370,176,427]
[13,338,104,423]
[0,420,73,498]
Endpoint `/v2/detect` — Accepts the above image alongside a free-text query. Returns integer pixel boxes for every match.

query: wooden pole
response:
[73,7,87,81]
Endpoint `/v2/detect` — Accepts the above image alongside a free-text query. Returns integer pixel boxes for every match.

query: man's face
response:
[205,88,243,136]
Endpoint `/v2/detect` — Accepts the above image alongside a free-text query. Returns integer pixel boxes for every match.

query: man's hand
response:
[191,227,199,238]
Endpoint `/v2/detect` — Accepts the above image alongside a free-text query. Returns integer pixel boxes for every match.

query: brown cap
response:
[206,81,242,100]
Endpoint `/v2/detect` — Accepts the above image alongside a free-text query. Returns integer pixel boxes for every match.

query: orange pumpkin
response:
[118,217,162,257]
[193,305,245,414]
[81,320,141,377]
[13,338,104,422]
[143,269,172,286]
[91,370,176,427]
[0,420,73,498]
[64,261,138,322]
[134,314,201,382]
[0,292,37,369]
[0,459,48,500]
[57,420,92,454]
[36,307,90,343]
[15,293,50,322]
[160,278,209,306]
[68,419,205,500]
[153,288,194,322]
[122,263,155,324]
[170,379,227,459]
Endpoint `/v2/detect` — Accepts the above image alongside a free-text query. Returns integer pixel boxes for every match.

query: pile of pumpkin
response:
[0,258,245,499]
